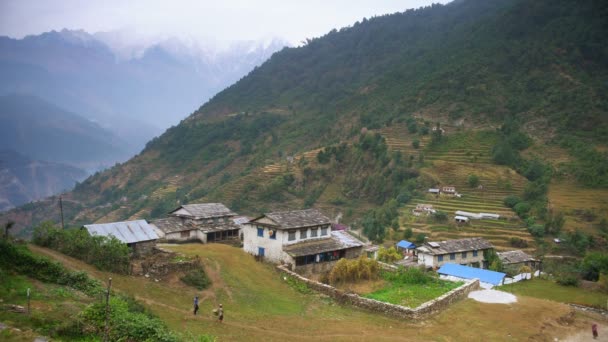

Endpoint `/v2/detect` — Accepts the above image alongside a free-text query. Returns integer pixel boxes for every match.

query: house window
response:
[462,252,467,259]
[257,228,264,237]
[438,255,444,262]
[311,228,318,237]
[321,227,328,236]
[288,231,296,241]
[473,250,478,257]
[269,230,276,240]
[180,231,190,238]
[258,247,265,257]
[300,229,307,239]
[450,253,455,260]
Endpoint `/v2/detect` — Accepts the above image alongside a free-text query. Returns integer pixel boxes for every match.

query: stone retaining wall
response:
[277,265,479,320]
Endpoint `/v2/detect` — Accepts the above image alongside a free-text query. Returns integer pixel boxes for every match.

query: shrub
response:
[0,239,103,296]
[509,237,529,248]
[514,202,531,217]
[503,195,521,208]
[377,246,402,263]
[180,268,211,290]
[556,274,579,287]
[415,233,427,244]
[528,224,545,238]
[467,174,480,188]
[403,228,413,240]
[33,222,130,274]
[433,211,448,222]
[80,297,179,342]
[412,139,420,149]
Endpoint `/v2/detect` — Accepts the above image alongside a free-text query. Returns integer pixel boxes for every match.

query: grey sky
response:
[0,0,451,44]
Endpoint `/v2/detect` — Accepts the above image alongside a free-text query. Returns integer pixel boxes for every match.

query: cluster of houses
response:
[82,203,537,286]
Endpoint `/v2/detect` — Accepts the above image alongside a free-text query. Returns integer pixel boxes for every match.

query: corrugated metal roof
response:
[84,220,159,243]
[397,240,416,249]
[438,263,506,286]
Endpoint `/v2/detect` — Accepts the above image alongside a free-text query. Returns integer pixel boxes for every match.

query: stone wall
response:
[136,247,202,278]
[277,265,479,320]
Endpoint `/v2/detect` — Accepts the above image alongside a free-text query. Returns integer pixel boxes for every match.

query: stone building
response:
[416,237,493,269]
[151,203,243,243]
[242,208,363,274]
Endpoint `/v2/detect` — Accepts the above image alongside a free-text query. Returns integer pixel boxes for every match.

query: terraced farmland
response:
[548,179,608,234]
[386,129,532,250]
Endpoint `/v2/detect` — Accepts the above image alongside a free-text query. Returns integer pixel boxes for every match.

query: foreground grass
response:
[499,278,608,308]
[25,243,608,341]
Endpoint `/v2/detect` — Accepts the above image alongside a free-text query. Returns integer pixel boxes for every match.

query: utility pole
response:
[103,278,112,342]
[59,196,65,229]
[27,288,30,315]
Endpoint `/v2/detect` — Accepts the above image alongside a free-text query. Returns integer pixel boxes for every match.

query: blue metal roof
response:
[437,263,506,285]
[397,240,416,249]
[84,220,159,244]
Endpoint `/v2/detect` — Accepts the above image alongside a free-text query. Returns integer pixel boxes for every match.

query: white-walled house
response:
[151,203,242,243]
[416,237,493,269]
[243,208,363,274]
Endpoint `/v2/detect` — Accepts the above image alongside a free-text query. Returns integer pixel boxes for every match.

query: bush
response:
[514,202,531,217]
[556,274,580,287]
[415,233,426,244]
[467,174,480,188]
[503,195,521,208]
[180,268,211,290]
[528,224,545,238]
[403,227,413,240]
[0,239,103,296]
[33,222,130,274]
[509,237,529,248]
[80,297,179,342]
[412,139,420,149]
[377,246,402,263]
[433,211,448,222]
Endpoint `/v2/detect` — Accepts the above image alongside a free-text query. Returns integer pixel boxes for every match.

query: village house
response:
[416,237,494,269]
[83,220,159,256]
[497,250,540,274]
[441,186,456,195]
[412,204,436,216]
[242,208,363,274]
[396,240,417,255]
[151,203,243,243]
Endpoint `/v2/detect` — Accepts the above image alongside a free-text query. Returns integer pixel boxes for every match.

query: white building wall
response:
[242,224,284,263]
[417,252,436,267]
[243,223,332,264]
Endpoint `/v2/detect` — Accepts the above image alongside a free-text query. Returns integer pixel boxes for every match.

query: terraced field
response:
[548,179,608,233]
[380,129,533,251]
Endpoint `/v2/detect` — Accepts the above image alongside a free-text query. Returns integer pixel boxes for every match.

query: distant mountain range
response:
[0,94,129,170]
[0,149,87,211]
[0,29,288,156]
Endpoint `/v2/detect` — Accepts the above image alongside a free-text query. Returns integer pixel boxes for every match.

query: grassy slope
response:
[499,278,608,308]
[23,243,606,341]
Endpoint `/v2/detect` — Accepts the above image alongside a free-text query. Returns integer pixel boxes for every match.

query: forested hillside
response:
[3,0,607,244]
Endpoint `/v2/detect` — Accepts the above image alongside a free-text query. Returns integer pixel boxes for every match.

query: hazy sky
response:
[0,0,451,44]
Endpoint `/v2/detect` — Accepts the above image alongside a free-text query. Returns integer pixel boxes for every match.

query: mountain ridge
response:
[2,0,607,241]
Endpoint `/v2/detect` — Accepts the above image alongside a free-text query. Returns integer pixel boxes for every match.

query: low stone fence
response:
[277,265,479,320]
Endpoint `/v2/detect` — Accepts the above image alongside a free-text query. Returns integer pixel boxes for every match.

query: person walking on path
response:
[217,304,223,323]
[193,296,199,315]
[592,323,599,339]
